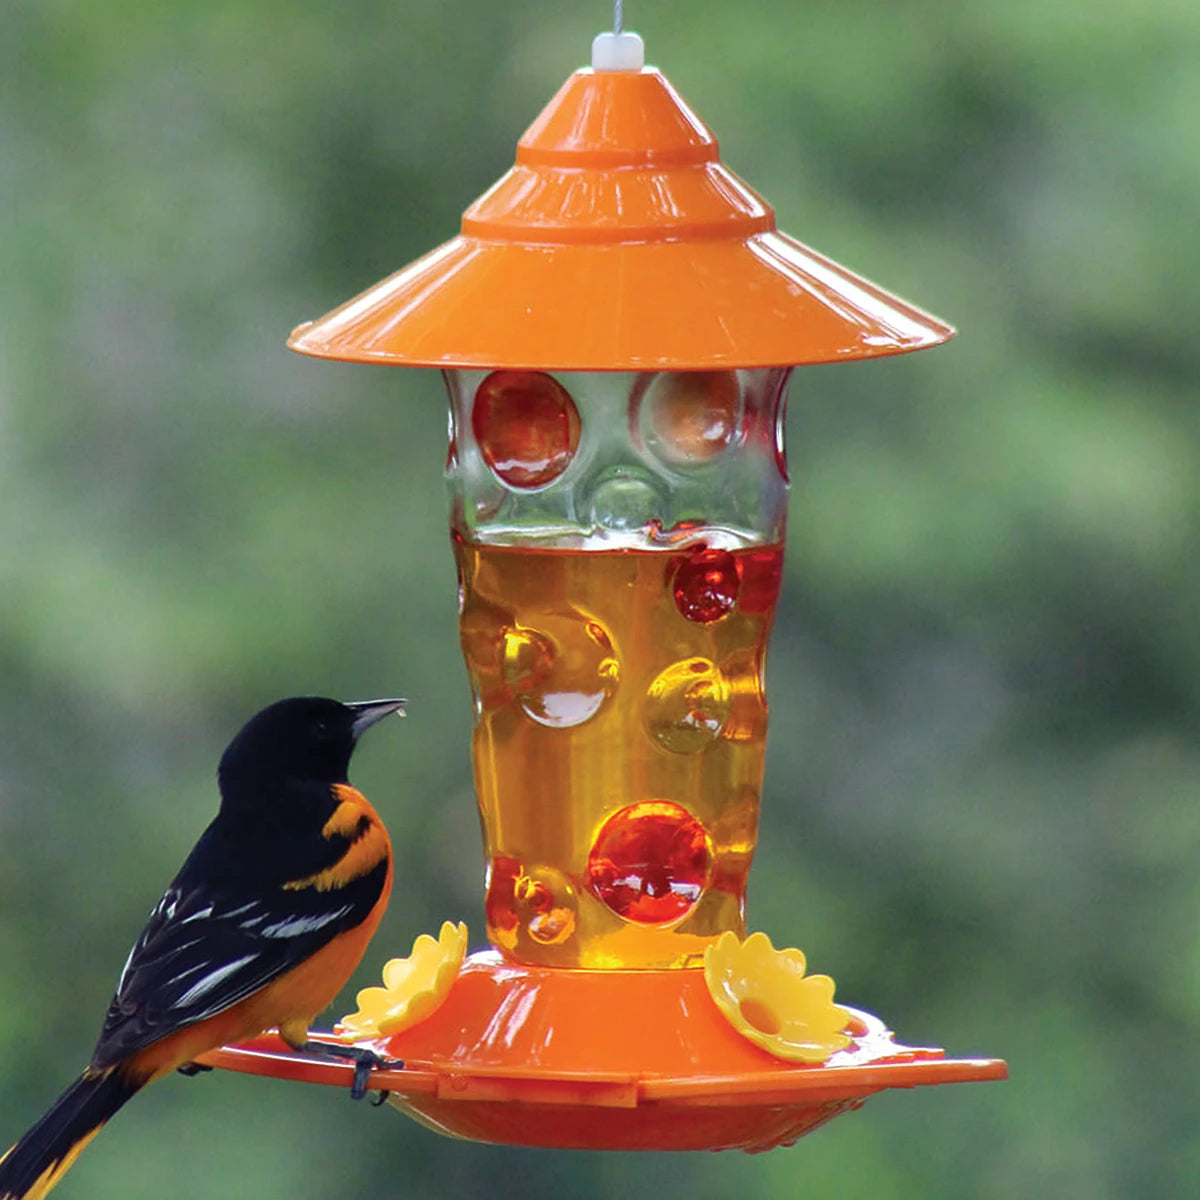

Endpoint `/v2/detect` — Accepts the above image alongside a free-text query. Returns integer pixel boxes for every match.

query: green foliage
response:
[1,1,1196,1196]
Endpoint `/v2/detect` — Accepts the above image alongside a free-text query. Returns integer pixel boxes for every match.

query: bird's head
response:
[217,696,405,795]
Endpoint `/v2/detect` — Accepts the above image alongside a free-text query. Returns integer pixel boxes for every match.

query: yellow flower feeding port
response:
[703,932,853,1065]
[200,22,1006,1151]
[339,923,468,1041]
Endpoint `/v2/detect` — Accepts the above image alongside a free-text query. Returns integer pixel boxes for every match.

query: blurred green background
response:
[1,1,1197,1196]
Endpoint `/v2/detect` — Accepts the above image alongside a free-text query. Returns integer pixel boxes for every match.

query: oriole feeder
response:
[201,26,1005,1151]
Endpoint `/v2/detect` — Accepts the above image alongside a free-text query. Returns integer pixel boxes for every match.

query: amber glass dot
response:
[514,868,578,945]
[458,600,518,711]
[472,370,581,489]
[515,614,619,729]
[672,548,740,623]
[644,657,732,753]
[501,626,556,695]
[587,801,713,925]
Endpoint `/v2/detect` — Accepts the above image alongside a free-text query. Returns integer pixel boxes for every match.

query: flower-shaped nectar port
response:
[703,931,852,1064]
[339,921,468,1039]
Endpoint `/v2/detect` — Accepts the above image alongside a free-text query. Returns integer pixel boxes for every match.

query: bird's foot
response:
[295,1040,403,1101]
[176,1061,214,1078]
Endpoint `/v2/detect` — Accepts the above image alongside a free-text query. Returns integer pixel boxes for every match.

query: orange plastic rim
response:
[200,953,1006,1152]
[288,68,954,371]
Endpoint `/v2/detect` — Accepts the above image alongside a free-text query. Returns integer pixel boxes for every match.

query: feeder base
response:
[199,951,1005,1153]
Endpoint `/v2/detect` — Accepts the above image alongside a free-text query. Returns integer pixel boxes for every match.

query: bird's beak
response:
[347,698,407,740]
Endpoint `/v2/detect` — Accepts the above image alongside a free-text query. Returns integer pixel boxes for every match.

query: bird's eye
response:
[313,719,333,740]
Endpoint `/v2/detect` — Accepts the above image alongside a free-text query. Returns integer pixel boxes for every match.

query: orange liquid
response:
[455,536,782,968]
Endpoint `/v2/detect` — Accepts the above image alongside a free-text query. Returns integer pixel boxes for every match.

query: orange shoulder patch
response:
[283,784,392,894]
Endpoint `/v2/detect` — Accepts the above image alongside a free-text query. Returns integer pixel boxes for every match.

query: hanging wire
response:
[614,0,623,35]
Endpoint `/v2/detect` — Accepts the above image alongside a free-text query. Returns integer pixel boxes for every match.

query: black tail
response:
[0,1070,140,1200]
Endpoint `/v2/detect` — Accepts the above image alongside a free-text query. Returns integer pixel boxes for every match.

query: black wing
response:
[89,856,387,1072]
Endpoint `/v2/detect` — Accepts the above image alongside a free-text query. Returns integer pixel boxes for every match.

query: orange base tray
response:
[199,951,1006,1153]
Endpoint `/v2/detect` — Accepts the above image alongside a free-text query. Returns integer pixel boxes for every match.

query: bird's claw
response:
[176,1062,214,1078]
[345,1047,403,1101]
[295,1040,403,1101]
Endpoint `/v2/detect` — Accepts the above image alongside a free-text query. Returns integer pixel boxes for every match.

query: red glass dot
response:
[735,545,783,615]
[472,370,581,489]
[485,855,522,940]
[672,548,740,623]
[587,801,713,925]
[643,371,741,463]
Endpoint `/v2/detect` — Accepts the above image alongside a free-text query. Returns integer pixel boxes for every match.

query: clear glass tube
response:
[445,367,791,968]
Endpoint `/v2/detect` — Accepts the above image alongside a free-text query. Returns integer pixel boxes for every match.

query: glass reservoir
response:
[445,366,790,967]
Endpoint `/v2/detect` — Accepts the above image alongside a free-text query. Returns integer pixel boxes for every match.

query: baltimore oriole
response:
[0,694,405,1200]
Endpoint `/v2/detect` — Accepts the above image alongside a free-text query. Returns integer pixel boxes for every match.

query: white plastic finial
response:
[592,30,645,71]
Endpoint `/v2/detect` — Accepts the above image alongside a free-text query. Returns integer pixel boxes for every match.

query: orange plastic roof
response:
[288,67,955,370]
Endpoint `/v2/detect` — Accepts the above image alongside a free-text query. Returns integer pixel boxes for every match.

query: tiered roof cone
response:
[287,58,955,370]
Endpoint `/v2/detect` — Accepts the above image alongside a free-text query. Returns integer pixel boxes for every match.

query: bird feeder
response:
[201,27,1005,1152]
